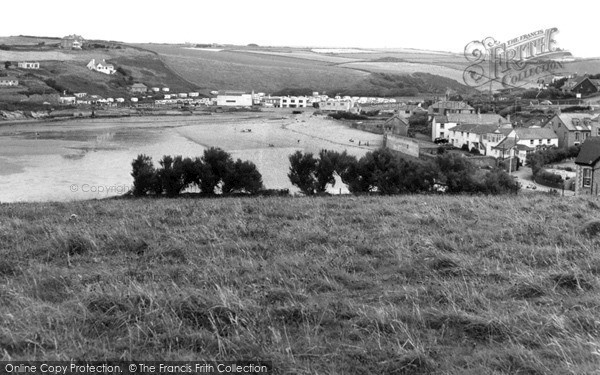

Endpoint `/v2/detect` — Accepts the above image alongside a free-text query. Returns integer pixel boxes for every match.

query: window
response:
[530,140,534,145]
[440,124,444,129]
[583,168,592,187]
[547,139,551,143]
[576,132,581,141]
[440,132,445,138]
[539,139,542,144]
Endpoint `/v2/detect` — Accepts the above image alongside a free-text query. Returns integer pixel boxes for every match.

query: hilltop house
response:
[492,127,559,165]
[87,59,116,75]
[130,83,148,93]
[574,137,600,195]
[431,113,510,141]
[543,113,593,149]
[571,77,600,96]
[17,61,40,69]
[0,77,19,86]
[61,34,84,49]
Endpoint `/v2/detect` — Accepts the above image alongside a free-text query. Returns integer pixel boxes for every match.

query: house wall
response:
[575,164,600,195]
[216,94,253,107]
[431,119,457,141]
[319,100,353,112]
[546,117,590,148]
[449,129,480,150]
[384,134,419,158]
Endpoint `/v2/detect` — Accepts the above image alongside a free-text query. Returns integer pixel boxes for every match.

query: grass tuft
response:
[551,273,594,291]
[580,219,600,237]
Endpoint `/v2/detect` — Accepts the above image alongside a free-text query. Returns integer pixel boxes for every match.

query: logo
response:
[463,27,572,90]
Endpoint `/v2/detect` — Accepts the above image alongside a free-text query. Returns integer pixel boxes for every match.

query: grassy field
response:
[1,194,599,374]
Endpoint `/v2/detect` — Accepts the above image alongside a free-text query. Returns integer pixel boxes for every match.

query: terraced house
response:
[431,113,510,141]
[491,127,559,165]
[0,76,19,86]
[447,123,513,154]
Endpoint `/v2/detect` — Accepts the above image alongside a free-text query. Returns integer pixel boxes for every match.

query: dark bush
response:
[288,151,318,195]
[131,154,157,196]
[222,159,264,194]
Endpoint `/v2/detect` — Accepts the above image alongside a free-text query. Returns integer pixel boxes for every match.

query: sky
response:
[1,0,599,58]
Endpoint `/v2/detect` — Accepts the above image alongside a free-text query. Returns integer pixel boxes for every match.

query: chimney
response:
[507,114,511,124]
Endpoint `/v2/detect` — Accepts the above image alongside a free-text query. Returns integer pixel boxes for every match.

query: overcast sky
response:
[1,0,599,58]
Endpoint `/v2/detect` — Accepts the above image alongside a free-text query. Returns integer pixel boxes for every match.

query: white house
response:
[17,61,40,69]
[448,123,513,154]
[74,92,87,98]
[161,87,170,92]
[432,113,511,141]
[318,99,354,112]
[492,126,558,164]
[0,77,19,86]
[281,96,308,108]
[189,92,199,97]
[87,59,116,75]
[216,91,253,107]
[59,96,76,105]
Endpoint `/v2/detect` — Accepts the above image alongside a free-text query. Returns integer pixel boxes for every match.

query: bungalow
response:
[432,113,510,141]
[130,83,148,93]
[189,92,200,97]
[59,96,76,105]
[87,59,116,75]
[544,113,593,149]
[574,137,600,195]
[151,87,160,92]
[17,61,40,69]
[0,77,19,86]
[318,99,354,112]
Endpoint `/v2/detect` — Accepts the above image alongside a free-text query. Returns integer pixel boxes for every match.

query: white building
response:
[216,91,253,107]
[281,96,308,108]
[492,127,559,164]
[432,113,511,141]
[448,123,513,154]
[87,59,116,75]
[17,61,40,69]
[318,99,354,112]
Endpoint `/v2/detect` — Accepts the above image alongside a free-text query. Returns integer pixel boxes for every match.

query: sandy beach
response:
[0,109,383,202]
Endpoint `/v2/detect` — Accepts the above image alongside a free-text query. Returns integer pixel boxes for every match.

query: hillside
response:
[137,44,478,96]
[0,36,198,102]
[1,194,599,374]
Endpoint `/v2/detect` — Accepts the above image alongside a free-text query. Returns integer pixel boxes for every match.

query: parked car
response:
[434,137,449,144]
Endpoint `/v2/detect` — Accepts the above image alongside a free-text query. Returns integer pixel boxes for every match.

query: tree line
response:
[131,147,263,197]
[288,148,519,195]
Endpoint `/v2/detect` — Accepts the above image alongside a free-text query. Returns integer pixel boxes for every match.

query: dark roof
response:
[433,115,448,123]
[493,137,517,150]
[429,101,474,110]
[551,114,593,132]
[575,137,600,166]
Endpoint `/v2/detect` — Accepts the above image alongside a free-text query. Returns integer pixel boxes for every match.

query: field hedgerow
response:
[0,194,599,374]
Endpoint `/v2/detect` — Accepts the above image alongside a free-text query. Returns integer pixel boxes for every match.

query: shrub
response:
[470,147,481,155]
[288,151,318,195]
[156,155,187,197]
[222,159,263,194]
[131,154,157,196]
[461,144,469,151]
[435,153,476,193]
[201,147,234,195]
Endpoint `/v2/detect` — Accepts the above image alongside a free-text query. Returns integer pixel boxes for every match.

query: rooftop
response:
[575,137,600,166]
[515,127,558,140]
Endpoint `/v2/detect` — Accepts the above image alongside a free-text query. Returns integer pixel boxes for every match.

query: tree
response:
[156,155,186,197]
[435,153,476,193]
[222,159,263,194]
[288,151,318,195]
[131,154,157,196]
[201,147,234,195]
[4,61,11,69]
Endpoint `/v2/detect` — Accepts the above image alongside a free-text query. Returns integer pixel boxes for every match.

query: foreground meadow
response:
[1,194,600,374]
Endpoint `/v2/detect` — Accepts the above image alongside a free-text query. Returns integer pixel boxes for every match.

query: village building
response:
[17,61,40,69]
[382,114,410,137]
[318,99,354,112]
[189,92,200,97]
[574,137,600,195]
[216,91,253,106]
[59,96,76,105]
[130,83,148,93]
[86,59,116,75]
[0,77,19,86]
[431,113,510,141]
[74,92,87,98]
[570,77,600,96]
[427,101,475,119]
[492,127,559,165]
[448,123,513,155]
[543,113,593,149]
[281,96,308,108]
[262,96,281,107]
[61,34,84,49]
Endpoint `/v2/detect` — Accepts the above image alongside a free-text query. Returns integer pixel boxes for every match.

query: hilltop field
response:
[1,194,600,374]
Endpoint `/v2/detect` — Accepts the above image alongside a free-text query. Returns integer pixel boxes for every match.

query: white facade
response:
[281,96,308,108]
[216,92,253,107]
[319,99,354,112]
[87,59,116,75]
[17,61,40,69]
